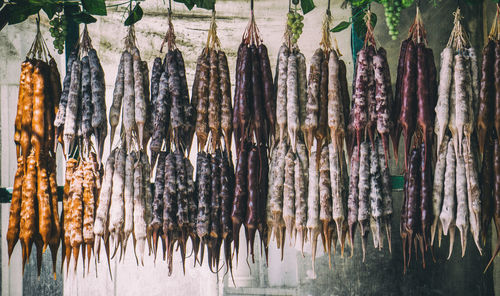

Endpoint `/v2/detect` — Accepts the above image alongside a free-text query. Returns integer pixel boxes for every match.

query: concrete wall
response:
[0,0,497,295]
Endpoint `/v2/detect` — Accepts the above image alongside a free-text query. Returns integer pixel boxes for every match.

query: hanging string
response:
[489,4,500,41]
[320,9,332,52]
[160,0,177,52]
[124,1,138,51]
[408,5,427,45]
[242,0,261,46]
[28,13,50,62]
[447,7,469,51]
[363,9,376,49]
[80,25,93,56]
[284,0,292,48]
[206,7,221,50]
[124,24,137,52]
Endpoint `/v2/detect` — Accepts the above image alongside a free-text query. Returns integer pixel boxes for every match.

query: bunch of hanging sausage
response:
[94,147,152,273]
[148,33,200,274]
[231,36,275,264]
[395,25,440,268]
[478,36,500,271]
[110,43,152,151]
[91,37,155,277]
[54,33,107,163]
[432,31,482,266]
[61,153,101,274]
[192,42,235,274]
[8,55,61,278]
[268,43,308,259]
[348,44,394,262]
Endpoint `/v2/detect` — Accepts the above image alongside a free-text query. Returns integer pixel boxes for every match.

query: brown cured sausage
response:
[405,147,421,265]
[219,51,233,154]
[392,39,410,161]
[195,49,210,149]
[366,46,377,148]
[399,41,418,170]
[416,43,432,168]
[259,44,275,142]
[481,135,494,245]
[353,49,368,159]
[208,50,221,150]
[233,43,245,155]
[251,45,265,148]
[486,137,500,271]
[420,142,433,250]
[231,144,249,259]
[245,146,259,261]
[495,42,500,142]
[317,52,329,156]
[478,40,495,155]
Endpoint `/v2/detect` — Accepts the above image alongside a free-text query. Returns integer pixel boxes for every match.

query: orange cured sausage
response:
[37,157,52,250]
[7,158,24,263]
[47,156,60,279]
[20,150,37,274]
[20,62,34,170]
[61,158,77,272]
[31,61,46,164]
[15,61,31,158]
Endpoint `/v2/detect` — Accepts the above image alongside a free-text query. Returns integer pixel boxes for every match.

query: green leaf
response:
[174,0,195,10]
[174,0,214,10]
[42,4,56,19]
[331,21,351,33]
[300,0,315,14]
[72,11,97,24]
[124,3,143,26]
[197,0,215,10]
[7,4,41,25]
[82,0,107,16]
